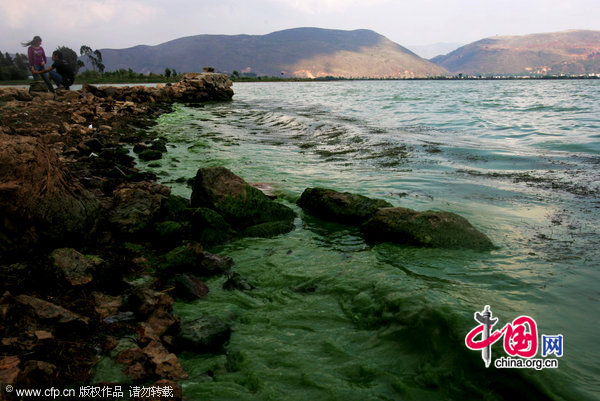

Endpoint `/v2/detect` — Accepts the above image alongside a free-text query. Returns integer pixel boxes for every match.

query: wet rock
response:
[243,220,295,238]
[142,341,188,381]
[154,221,188,247]
[169,274,209,301]
[159,243,202,273]
[161,195,190,220]
[173,316,231,353]
[198,252,234,276]
[187,207,236,246]
[103,312,136,324]
[0,133,101,255]
[133,143,148,154]
[139,149,163,161]
[109,182,170,234]
[50,248,104,286]
[223,272,255,292]
[190,166,295,231]
[298,187,393,224]
[14,294,89,326]
[361,207,495,250]
[92,292,122,319]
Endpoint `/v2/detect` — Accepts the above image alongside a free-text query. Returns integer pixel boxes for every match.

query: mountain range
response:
[95,28,600,78]
[432,30,600,75]
[97,28,447,78]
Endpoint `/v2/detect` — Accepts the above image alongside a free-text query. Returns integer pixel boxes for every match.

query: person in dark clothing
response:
[32,50,75,90]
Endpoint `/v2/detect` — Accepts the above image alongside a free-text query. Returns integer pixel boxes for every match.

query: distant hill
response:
[431,30,600,75]
[97,28,448,78]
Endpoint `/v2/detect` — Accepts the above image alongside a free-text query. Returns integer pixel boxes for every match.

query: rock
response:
[50,248,104,286]
[360,207,495,250]
[116,346,147,366]
[92,292,122,319]
[15,294,89,325]
[187,207,236,246]
[0,133,101,255]
[0,87,32,101]
[19,360,57,389]
[190,166,295,231]
[243,220,295,238]
[298,187,393,224]
[130,287,174,319]
[103,312,136,324]
[142,341,188,381]
[154,221,188,247]
[137,310,177,344]
[29,81,49,93]
[173,316,231,353]
[138,149,163,161]
[109,182,170,234]
[133,143,148,154]
[198,252,234,276]
[169,73,234,102]
[223,272,255,292]
[0,355,20,385]
[159,243,202,273]
[169,274,209,301]
[161,195,190,220]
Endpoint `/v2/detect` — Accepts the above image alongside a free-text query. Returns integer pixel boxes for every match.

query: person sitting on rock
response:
[32,50,75,90]
[23,35,54,93]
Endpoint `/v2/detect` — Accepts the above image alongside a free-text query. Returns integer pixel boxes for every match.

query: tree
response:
[164,67,171,78]
[80,45,105,73]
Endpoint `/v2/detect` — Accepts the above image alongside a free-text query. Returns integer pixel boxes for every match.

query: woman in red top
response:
[22,36,54,93]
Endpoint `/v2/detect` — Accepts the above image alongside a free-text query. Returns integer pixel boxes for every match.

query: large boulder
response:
[190,167,295,235]
[0,133,101,256]
[108,182,171,234]
[298,187,393,224]
[360,207,495,250]
[169,73,234,102]
[50,248,104,286]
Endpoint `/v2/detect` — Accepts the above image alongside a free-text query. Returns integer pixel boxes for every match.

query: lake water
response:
[140,80,599,400]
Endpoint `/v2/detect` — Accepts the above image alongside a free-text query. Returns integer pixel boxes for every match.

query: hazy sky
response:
[1,0,599,55]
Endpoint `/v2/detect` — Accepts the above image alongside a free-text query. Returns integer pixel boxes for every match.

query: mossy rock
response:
[138,149,163,161]
[298,187,393,225]
[159,245,199,273]
[154,221,189,247]
[162,195,191,220]
[186,207,236,246]
[360,207,495,250]
[173,316,232,353]
[190,167,296,229]
[243,220,295,238]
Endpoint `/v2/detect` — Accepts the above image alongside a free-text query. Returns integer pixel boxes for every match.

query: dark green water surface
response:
[139,80,599,400]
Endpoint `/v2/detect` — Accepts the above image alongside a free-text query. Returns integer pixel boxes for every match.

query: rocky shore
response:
[0,73,241,400]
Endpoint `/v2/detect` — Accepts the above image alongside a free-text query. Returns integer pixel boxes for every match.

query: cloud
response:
[1,0,160,30]
[269,0,391,14]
